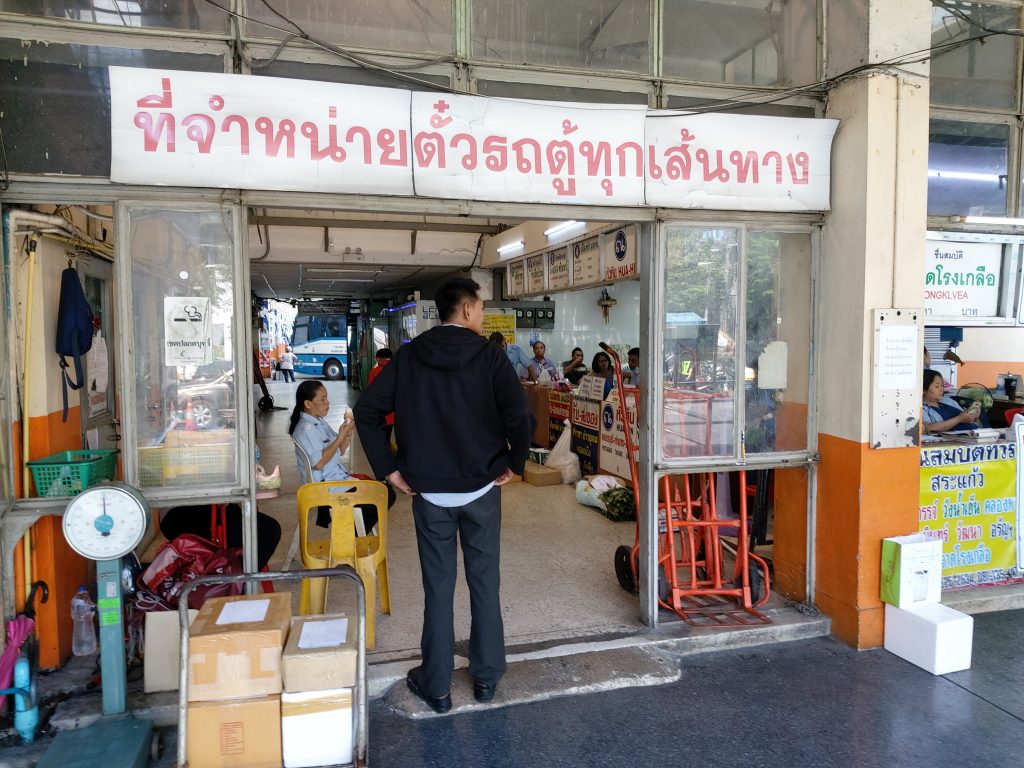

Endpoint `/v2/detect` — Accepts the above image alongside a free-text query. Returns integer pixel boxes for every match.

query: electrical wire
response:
[0,122,9,192]
[201,0,460,92]
[197,0,1024,118]
[671,32,997,116]
[934,1,1024,37]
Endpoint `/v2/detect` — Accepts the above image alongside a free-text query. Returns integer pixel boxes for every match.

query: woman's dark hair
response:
[592,351,612,372]
[923,369,942,393]
[288,380,325,435]
[375,348,393,360]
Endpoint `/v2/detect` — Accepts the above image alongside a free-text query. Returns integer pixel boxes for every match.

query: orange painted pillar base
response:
[815,433,920,648]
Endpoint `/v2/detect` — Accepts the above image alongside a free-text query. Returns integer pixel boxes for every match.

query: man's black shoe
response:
[473,679,497,702]
[406,668,451,713]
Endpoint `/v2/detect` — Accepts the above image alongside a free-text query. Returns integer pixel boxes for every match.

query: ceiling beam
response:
[249,215,504,235]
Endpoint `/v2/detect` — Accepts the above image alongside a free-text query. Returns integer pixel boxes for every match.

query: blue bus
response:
[290,312,348,380]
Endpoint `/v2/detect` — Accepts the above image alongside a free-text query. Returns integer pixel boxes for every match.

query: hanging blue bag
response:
[55,266,94,422]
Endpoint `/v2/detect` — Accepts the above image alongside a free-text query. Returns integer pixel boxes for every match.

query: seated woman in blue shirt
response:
[922,369,980,434]
[289,380,394,529]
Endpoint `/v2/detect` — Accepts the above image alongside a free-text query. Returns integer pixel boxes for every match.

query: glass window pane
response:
[662,226,739,458]
[245,0,452,56]
[928,119,1009,217]
[0,40,226,176]
[0,0,227,32]
[473,0,651,73]
[476,78,649,104]
[253,59,450,90]
[128,207,241,490]
[745,231,810,454]
[930,2,1020,109]
[663,0,816,87]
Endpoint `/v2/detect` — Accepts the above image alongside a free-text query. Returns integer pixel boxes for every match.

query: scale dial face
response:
[62,483,150,561]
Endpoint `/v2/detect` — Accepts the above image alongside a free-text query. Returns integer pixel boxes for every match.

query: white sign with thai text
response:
[164,297,212,366]
[924,239,1002,320]
[110,67,838,211]
[645,112,837,211]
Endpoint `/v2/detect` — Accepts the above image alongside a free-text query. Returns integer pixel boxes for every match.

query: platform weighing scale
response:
[37,482,156,768]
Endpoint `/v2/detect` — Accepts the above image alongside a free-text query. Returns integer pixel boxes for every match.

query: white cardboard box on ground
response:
[884,602,973,675]
[879,534,943,608]
[281,688,353,768]
[144,609,198,693]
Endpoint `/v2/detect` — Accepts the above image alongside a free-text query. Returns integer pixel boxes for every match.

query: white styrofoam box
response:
[879,534,943,608]
[884,602,973,675]
[281,688,353,768]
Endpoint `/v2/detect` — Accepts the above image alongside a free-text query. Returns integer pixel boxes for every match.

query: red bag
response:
[139,534,243,609]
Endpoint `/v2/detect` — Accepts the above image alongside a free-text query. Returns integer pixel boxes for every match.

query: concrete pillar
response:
[817,0,931,647]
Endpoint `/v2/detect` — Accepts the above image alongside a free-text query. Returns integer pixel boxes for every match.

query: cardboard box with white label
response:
[188,592,291,702]
[282,614,357,693]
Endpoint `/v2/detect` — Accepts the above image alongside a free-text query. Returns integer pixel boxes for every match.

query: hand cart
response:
[177,566,368,767]
[603,342,771,626]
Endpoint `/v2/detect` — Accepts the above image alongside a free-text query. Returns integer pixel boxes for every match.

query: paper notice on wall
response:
[164,297,212,366]
[216,598,270,625]
[878,324,918,390]
[298,618,349,649]
[86,333,109,416]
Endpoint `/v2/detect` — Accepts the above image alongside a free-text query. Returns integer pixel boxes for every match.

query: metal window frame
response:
[652,219,819,471]
[115,199,258,572]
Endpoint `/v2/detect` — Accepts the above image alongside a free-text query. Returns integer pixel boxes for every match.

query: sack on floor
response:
[545,421,581,484]
[138,533,243,610]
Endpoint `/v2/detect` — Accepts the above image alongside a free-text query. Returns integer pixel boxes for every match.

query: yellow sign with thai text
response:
[482,312,516,343]
[919,443,1020,588]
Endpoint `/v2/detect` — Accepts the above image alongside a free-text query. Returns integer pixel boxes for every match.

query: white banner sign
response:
[110,67,838,211]
[924,239,1003,320]
[164,297,212,365]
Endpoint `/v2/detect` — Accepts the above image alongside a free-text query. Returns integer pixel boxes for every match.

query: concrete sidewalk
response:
[3,608,1018,767]
[366,609,1024,768]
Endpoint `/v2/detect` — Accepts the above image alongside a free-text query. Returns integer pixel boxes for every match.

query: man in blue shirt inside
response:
[487,331,531,379]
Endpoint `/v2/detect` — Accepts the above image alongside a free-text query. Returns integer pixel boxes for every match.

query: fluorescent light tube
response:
[496,240,525,255]
[544,220,583,237]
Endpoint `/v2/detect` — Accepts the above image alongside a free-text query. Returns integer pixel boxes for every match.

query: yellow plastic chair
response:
[292,437,367,535]
[296,480,391,649]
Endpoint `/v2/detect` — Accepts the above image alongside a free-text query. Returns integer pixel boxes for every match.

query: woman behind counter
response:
[591,351,616,397]
[922,369,980,434]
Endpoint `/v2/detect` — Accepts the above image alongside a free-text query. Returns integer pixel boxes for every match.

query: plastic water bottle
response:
[71,586,97,656]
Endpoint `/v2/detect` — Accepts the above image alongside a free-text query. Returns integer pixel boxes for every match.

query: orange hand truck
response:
[603,342,772,626]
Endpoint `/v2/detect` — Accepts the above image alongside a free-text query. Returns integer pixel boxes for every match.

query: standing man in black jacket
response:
[354,278,532,713]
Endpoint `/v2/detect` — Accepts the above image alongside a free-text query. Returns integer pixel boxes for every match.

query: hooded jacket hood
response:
[413,324,491,371]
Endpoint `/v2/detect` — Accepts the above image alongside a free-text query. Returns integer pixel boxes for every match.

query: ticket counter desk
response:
[919,438,1022,589]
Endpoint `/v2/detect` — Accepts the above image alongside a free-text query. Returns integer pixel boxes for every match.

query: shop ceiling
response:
[247,208,518,301]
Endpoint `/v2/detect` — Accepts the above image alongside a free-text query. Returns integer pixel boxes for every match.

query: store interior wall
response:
[958,326,1024,390]
[7,213,94,668]
[527,281,641,363]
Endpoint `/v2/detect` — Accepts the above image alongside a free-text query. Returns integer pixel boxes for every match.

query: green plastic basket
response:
[27,449,119,497]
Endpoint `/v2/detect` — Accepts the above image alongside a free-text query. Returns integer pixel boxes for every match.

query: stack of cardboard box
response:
[186,593,291,768]
[880,533,973,675]
[280,614,358,767]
